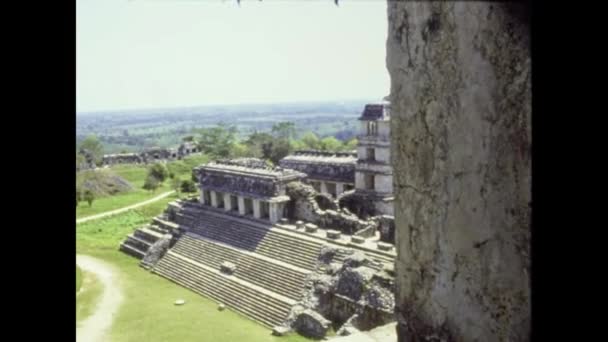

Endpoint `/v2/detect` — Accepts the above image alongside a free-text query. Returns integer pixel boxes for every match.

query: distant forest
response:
[76,101,370,154]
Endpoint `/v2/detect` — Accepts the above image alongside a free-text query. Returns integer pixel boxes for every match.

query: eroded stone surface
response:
[387,2,531,341]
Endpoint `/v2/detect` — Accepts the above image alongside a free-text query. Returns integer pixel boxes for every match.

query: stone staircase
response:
[122,200,397,329]
[119,223,170,259]
[171,234,309,301]
[154,251,295,328]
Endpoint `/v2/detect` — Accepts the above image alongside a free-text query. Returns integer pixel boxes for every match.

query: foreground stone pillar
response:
[238,196,246,215]
[253,199,261,219]
[387,2,530,342]
[210,190,218,208]
[223,193,231,212]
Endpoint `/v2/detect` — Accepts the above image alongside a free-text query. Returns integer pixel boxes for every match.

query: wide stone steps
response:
[172,235,307,300]
[134,226,164,244]
[119,243,146,259]
[177,211,323,270]
[154,252,292,327]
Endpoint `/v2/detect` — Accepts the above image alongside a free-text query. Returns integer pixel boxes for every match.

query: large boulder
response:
[292,309,332,339]
[141,234,172,269]
[335,267,376,301]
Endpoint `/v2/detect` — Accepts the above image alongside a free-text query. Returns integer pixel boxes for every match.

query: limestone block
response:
[295,220,304,229]
[377,242,393,251]
[326,230,341,239]
[220,261,236,275]
[305,223,318,233]
[351,236,365,244]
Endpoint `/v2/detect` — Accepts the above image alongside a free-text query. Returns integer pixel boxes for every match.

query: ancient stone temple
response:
[279,150,356,198]
[120,155,398,338]
[196,159,306,224]
[100,141,200,167]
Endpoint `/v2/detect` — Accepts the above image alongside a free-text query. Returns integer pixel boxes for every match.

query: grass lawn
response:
[76,266,82,292]
[76,197,309,342]
[76,155,209,219]
[77,268,104,323]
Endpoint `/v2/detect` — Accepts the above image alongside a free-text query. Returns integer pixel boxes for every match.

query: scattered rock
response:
[218,303,225,311]
[220,261,236,275]
[292,309,332,339]
[342,251,369,269]
[141,234,173,269]
[174,299,186,305]
[272,325,290,336]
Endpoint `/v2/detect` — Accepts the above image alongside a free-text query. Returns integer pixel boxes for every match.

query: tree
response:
[271,122,296,140]
[301,132,320,150]
[143,176,160,193]
[196,123,238,158]
[182,136,195,142]
[83,190,95,207]
[319,136,342,151]
[180,179,197,194]
[244,132,274,159]
[148,163,169,183]
[79,135,104,166]
[171,177,182,195]
[169,172,175,179]
[230,142,250,158]
[344,138,358,151]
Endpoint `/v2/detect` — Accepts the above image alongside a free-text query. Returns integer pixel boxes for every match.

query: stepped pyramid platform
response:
[120,200,396,329]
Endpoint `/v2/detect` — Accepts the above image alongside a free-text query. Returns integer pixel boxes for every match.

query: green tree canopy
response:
[319,136,342,151]
[79,135,104,166]
[148,163,169,183]
[83,189,95,207]
[180,179,197,193]
[301,132,320,150]
[196,123,238,158]
[143,176,160,193]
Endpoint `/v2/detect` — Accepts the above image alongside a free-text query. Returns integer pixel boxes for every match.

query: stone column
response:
[199,188,205,204]
[253,199,261,219]
[269,202,279,224]
[336,182,344,196]
[210,190,218,207]
[238,196,246,215]
[320,181,328,194]
[223,193,231,212]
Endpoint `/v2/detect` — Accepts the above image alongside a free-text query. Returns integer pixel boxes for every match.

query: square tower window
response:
[367,148,375,161]
[367,121,377,136]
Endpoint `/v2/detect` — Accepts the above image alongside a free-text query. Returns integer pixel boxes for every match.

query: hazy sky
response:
[77,0,389,113]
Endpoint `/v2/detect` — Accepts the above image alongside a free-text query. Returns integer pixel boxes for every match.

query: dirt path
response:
[76,190,175,224]
[76,254,124,342]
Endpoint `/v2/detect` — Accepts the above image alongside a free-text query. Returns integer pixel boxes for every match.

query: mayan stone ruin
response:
[101,141,200,167]
[120,102,399,338]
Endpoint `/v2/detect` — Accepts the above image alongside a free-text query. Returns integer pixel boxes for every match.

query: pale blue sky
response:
[76,0,389,113]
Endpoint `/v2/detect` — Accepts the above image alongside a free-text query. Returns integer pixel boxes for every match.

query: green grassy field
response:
[76,155,209,219]
[76,268,104,323]
[76,266,82,293]
[76,197,309,342]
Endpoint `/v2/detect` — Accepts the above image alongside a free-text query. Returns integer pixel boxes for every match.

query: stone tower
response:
[354,101,394,216]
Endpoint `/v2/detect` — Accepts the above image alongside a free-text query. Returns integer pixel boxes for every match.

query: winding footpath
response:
[76,190,175,224]
[76,254,124,342]
[77,192,176,340]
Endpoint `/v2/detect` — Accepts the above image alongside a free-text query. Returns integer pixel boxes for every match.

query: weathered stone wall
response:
[387,2,530,342]
[286,182,375,235]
